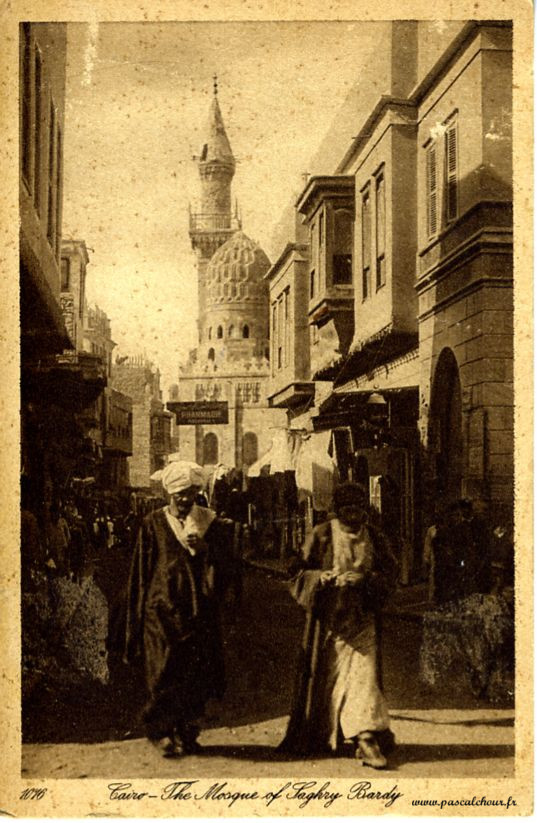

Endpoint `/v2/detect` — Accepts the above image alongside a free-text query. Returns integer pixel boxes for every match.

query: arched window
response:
[208,347,215,361]
[242,432,258,467]
[228,325,235,338]
[242,324,250,339]
[208,327,212,340]
[217,325,223,339]
[202,432,219,465]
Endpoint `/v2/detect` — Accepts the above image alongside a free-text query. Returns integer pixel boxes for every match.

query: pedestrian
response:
[45,500,70,577]
[459,497,492,596]
[20,478,46,591]
[91,506,107,552]
[122,509,136,549]
[433,498,491,603]
[279,482,398,769]
[105,511,115,550]
[422,501,445,603]
[222,477,249,610]
[429,500,461,603]
[223,476,248,523]
[123,460,234,757]
[65,505,87,583]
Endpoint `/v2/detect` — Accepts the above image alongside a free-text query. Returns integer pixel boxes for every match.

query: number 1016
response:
[20,787,47,800]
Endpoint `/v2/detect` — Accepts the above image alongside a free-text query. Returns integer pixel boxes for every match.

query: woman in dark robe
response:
[280,482,398,768]
[124,461,234,757]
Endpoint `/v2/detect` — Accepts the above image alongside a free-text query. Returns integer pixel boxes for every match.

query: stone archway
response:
[430,347,463,502]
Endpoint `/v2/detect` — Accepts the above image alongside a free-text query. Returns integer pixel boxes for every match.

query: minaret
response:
[189,77,241,341]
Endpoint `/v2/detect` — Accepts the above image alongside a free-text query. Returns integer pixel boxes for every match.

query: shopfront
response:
[313,387,421,583]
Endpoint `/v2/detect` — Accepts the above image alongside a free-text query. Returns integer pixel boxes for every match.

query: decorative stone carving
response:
[196,381,222,401]
[236,381,261,404]
[205,231,270,309]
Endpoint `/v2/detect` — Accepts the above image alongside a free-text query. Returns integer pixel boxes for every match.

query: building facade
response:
[19,24,106,510]
[58,240,133,493]
[112,356,171,489]
[174,85,285,470]
[414,23,513,515]
[267,21,513,580]
[20,22,67,359]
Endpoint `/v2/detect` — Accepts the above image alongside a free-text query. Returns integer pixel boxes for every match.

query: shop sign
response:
[167,401,229,425]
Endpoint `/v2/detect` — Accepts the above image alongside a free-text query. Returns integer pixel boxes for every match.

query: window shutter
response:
[426,144,437,237]
[445,122,458,222]
[376,175,386,258]
[362,192,371,268]
[362,190,371,298]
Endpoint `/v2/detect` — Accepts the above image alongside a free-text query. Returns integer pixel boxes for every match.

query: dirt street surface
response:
[22,568,514,778]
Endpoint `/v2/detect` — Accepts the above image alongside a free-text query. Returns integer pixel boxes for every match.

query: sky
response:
[61,21,387,393]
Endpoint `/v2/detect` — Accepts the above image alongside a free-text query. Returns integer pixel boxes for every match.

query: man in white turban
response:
[124,461,234,757]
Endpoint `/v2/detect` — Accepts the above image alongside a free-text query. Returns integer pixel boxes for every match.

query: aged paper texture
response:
[0,0,533,816]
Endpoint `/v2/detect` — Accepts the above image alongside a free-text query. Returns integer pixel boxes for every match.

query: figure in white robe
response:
[280,482,398,768]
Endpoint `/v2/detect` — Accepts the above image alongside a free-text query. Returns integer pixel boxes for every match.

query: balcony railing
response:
[189,213,240,233]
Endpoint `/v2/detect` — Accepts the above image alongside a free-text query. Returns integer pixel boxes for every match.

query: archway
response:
[430,347,463,502]
[202,432,219,465]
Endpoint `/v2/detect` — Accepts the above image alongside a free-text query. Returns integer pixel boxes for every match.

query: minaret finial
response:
[213,73,218,96]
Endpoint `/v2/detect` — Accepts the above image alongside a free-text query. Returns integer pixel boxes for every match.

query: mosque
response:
[171,80,285,471]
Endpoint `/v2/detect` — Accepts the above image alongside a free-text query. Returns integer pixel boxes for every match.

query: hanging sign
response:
[167,401,229,425]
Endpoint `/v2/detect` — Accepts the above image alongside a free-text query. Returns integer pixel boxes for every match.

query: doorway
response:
[430,348,463,502]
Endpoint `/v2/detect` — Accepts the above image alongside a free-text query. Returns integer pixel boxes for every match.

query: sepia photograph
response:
[2,0,533,816]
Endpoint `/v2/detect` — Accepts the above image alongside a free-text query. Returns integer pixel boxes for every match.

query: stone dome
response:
[205,231,270,305]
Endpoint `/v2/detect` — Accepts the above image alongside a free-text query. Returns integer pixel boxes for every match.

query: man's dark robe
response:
[124,507,234,737]
[280,518,398,755]
[433,516,491,604]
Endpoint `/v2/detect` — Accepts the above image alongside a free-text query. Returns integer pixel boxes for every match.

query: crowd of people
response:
[21,465,514,769]
[420,496,514,703]
[20,479,163,593]
[422,496,514,605]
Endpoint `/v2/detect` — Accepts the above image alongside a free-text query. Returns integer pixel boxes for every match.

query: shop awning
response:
[247,428,338,511]
[295,430,338,511]
[336,329,419,387]
[313,385,419,431]
[247,429,301,477]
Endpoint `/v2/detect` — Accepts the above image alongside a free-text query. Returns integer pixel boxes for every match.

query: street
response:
[22,567,514,778]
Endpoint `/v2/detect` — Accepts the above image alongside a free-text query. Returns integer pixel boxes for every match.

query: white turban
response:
[161,461,205,494]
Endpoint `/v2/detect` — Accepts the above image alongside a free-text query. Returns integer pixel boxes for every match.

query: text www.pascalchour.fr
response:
[412,796,517,810]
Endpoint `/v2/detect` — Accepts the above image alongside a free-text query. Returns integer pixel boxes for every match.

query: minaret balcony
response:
[189,213,241,233]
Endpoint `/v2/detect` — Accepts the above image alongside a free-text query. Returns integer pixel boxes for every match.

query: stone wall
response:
[127,399,152,487]
[419,278,513,506]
